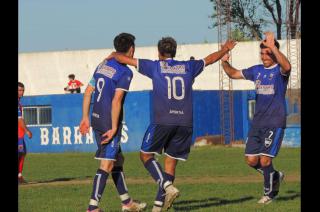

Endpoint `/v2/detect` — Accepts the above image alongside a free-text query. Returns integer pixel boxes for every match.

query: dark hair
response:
[158,37,177,58]
[260,39,280,49]
[68,74,75,79]
[113,33,135,53]
[190,56,195,60]
[18,82,24,88]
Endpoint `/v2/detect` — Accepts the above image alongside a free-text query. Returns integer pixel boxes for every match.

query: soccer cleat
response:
[18,176,28,184]
[257,195,273,204]
[151,205,162,212]
[122,200,147,212]
[163,185,180,211]
[273,171,284,197]
[86,208,104,212]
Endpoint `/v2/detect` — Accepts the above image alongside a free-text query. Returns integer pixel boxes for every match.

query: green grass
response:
[19,146,300,211]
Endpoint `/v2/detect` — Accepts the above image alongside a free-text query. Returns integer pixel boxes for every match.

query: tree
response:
[287,0,300,39]
[209,0,300,40]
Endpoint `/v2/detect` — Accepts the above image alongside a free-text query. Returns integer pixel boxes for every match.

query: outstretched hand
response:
[223,40,237,51]
[262,31,276,49]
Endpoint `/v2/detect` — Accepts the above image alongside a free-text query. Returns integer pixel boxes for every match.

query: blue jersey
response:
[89,58,133,132]
[241,64,289,128]
[138,58,205,126]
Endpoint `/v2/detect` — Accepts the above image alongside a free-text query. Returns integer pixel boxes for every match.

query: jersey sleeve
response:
[241,66,256,81]
[88,75,96,87]
[137,59,156,78]
[116,71,133,92]
[189,59,205,78]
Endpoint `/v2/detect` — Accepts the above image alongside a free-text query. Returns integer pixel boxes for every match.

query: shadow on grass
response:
[276,190,300,201]
[173,196,254,211]
[28,175,92,184]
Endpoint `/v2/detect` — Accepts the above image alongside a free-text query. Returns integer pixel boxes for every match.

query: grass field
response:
[19,146,300,212]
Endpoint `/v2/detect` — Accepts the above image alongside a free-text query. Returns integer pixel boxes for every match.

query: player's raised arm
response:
[262,32,291,74]
[221,53,245,79]
[107,52,138,68]
[203,40,236,66]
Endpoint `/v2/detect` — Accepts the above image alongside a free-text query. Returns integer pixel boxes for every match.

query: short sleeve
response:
[241,66,256,81]
[137,59,156,78]
[88,76,95,87]
[116,71,133,92]
[189,59,205,78]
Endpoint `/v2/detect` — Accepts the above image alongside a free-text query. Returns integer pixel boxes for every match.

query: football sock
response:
[154,173,175,207]
[88,169,109,211]
[252,163,264,174]
[262,163,276,198]
[144,158,169,189]
[111,166,131,205]
[18,155,25,174]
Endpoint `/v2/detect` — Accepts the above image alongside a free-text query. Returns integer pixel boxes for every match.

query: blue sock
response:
[112,166,131,205]
[88,169,109,211]
[144,158,169,189]
[154,173,175,207]
[262,163,276,198]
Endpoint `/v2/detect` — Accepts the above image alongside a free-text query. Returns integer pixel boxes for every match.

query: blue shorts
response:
[141,124,193,161]
[18,137,26,154]
[94,129,122,161]
[245,127,285,158]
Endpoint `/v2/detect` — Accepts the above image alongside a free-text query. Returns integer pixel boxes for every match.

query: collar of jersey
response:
[264,63,278,69]
[164,58,173,60]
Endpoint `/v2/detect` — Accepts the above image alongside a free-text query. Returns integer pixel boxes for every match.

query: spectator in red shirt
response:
[64,74,84,93]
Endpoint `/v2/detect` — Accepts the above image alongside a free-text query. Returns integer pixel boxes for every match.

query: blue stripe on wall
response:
[20,90,300,153]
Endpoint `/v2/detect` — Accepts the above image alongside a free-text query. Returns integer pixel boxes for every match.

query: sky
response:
[19,0,218,53]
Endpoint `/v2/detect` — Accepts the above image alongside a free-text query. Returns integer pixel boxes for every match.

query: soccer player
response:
[79,33,146,212]
[220,31,291,204]
[107,37,236,211]
[18,82,33,184]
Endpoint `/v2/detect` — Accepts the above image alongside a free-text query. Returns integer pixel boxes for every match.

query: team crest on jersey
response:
[269,73,274,80]
[264,138,272,148]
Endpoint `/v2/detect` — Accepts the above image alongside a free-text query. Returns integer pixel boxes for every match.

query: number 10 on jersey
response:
[165,76,185,100]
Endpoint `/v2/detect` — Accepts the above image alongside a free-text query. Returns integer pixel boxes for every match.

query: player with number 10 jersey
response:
[107,37,236,211]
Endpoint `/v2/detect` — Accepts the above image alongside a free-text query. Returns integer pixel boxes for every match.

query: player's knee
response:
[114,154,124,167]
[140,152,153,163]
[260,157,272,167]
[245,156,258,167]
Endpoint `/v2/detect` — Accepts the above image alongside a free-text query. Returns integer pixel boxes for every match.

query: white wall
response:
[18,40,298,96]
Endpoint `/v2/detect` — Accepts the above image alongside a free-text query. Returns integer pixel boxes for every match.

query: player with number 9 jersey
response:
[89,58,132,133]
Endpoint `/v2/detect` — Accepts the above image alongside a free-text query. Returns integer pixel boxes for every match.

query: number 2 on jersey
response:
[165,76,185,100]
[96,78,105,102]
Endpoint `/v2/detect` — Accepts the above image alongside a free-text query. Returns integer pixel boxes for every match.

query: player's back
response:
[138,58,205,127]
[91,58,133,132]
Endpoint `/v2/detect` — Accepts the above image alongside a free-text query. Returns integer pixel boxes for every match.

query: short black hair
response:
[190,56,195,60]
[18,82,24,88]
[260,39,280,49]
[113,33,135,53]
[158,37,177,58]
[68,74,75,79]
